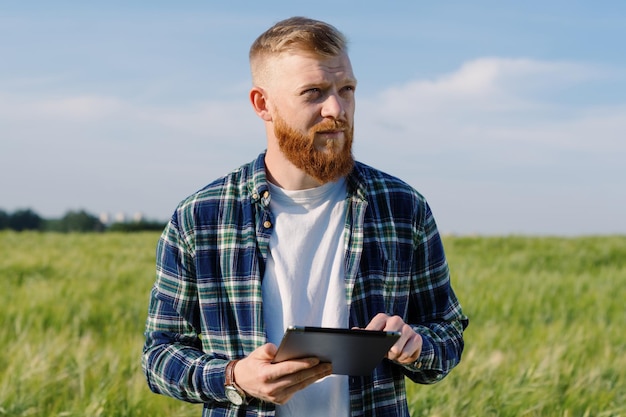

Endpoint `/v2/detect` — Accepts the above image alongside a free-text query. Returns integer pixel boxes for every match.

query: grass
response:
[1,232,624,416]
[407,236,626,417]
[0,232,198,417]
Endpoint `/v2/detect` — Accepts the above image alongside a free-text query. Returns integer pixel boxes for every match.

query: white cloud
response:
[357,57,625,154]
[0,91,258,142]
[381,57,603,100]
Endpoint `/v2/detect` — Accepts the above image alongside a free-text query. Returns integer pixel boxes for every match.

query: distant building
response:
[99,211,149,225]
[99,212,111,225]
[133,212,145,222]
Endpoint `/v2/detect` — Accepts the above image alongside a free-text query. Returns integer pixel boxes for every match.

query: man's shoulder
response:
[351,161,425,201]
[174,153,265,214]
[351,161,433,230]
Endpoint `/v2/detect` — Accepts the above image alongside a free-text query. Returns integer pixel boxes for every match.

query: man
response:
[142,16,468,416]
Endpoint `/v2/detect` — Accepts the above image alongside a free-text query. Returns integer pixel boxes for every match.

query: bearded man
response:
[142,16,468,417]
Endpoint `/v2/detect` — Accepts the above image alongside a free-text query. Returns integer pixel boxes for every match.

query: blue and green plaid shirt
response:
[142,152,468,416]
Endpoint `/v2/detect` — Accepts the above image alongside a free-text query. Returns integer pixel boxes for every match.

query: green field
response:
[1,232,624,416]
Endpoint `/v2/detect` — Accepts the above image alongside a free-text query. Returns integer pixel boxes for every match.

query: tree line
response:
[0,208,166,233]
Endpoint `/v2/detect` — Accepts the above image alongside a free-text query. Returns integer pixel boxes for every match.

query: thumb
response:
[252,343,278,361]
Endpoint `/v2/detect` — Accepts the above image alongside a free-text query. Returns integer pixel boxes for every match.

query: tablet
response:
[272,326,401,376]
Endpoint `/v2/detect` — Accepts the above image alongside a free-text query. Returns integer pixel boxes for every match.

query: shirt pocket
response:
[383,259,412,316]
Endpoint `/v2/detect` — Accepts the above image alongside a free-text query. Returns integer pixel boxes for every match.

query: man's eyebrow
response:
[297,76,357,90]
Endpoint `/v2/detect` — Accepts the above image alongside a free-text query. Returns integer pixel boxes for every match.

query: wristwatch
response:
[224,360,246,406]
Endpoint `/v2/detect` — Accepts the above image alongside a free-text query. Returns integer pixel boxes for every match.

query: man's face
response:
[266,52,357,183]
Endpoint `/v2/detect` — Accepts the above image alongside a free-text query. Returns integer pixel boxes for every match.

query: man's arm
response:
[142,220,332,404]
[366,202,468,384]
[400,202,468,383]
[143,286,333,405]
[141,219,221,402]
[142,289,228,404]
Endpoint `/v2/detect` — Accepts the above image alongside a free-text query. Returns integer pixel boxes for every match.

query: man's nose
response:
[320,93,345,120]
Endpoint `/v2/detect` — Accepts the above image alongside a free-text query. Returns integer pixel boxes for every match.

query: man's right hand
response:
[233,343,332,405]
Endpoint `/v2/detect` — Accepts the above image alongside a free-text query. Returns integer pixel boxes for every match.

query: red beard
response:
[274,114,354,184]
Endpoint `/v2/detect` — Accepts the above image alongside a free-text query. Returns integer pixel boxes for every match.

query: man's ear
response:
[249,87,273,122]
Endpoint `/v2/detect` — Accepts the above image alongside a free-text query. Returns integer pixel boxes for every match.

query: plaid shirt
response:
[142,152,468,417]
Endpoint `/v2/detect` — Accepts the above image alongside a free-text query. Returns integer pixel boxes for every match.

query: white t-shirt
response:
[262,178,349,416]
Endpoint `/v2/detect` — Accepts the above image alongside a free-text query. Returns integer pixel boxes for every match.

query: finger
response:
[235,344,319,396]
[387,330,422,363]
[270,363,333,404]
[387,336,409,361]
[364,313,391,331]
[249,343,321,377]
[253,343,278,361]
[265,356,322,381]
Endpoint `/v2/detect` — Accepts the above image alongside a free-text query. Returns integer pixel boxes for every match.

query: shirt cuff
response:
[205,359,230,402]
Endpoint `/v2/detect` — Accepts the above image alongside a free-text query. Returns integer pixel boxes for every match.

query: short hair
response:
[249,17,348,85]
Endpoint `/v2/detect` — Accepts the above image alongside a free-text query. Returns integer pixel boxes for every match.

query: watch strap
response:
[225,359,239,386]
[224,360,246,404]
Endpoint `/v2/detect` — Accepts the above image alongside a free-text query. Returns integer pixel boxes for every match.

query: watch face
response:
[226,386,244,406]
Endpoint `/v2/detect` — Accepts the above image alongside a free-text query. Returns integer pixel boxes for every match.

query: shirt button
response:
[252,193,259,200]
[263,220,272,229]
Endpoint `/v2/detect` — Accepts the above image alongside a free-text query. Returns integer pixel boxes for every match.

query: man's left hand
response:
[364,313,422,364]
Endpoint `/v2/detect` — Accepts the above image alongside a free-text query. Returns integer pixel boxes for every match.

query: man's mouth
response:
[316,130,344,138]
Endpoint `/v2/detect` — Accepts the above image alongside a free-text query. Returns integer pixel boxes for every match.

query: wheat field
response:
[1,232,624,416]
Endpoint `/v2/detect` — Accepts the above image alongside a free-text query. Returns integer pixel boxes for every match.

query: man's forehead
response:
[269,51,354,81]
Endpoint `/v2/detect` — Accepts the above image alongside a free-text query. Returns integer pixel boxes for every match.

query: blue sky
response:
[1,1,625,235]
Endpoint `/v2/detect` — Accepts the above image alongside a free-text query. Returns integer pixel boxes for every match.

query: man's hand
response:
[233,343,332,405]
[365,313,423,364]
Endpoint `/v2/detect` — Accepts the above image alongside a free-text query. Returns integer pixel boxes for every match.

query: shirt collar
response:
[247,152,271,207]
[247,151,368,205]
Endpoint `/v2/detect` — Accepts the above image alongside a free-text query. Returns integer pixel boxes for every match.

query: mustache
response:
[311,119,350,133]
